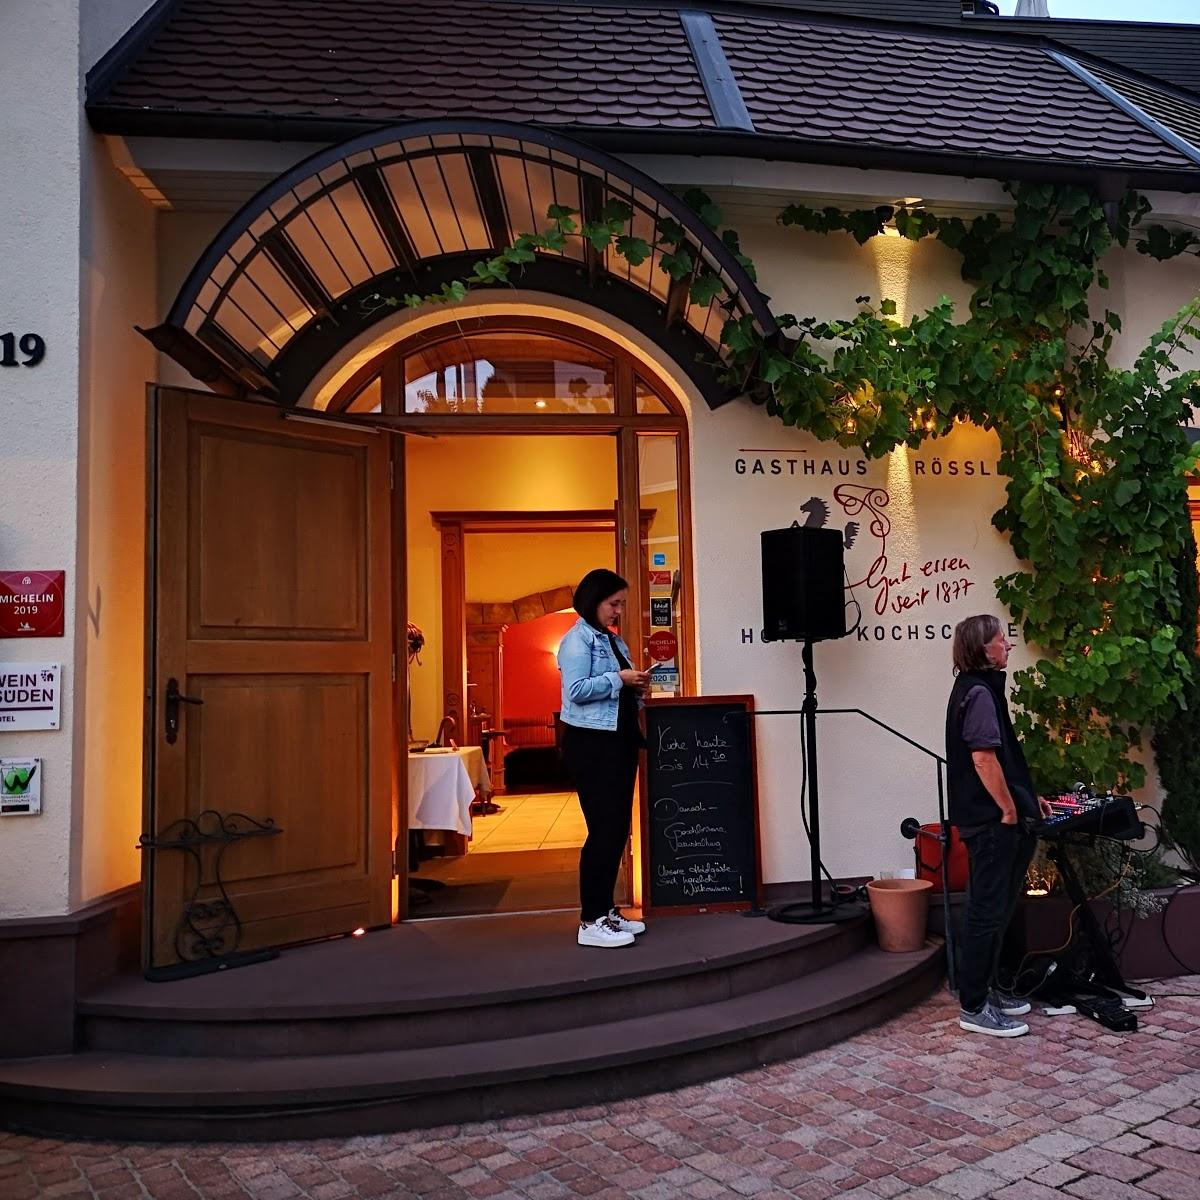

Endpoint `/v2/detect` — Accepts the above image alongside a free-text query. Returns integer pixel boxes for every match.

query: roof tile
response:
[714,12,1196,170]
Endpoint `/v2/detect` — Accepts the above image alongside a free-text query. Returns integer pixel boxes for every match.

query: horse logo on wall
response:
[796,488,893,628]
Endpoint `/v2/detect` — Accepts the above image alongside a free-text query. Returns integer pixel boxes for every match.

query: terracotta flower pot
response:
[867,878,933,952]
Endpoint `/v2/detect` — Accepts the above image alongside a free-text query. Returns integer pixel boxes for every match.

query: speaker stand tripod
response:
[769,639,865,925]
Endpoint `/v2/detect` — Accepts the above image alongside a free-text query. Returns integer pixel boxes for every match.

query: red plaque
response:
[0,571,66,638]
[648,570,671,586]
[647,629,678,663]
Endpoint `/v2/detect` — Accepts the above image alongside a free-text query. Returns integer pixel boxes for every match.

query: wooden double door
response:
[144,389,397,970]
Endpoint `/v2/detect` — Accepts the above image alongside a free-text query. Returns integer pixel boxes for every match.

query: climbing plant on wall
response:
[371,181,1200,826]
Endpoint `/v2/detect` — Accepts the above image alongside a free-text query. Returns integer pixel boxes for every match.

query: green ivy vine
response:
[369,181,1200,854]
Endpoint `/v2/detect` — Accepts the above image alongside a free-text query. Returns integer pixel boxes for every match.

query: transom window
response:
[404,332,615,415]
[326,318,684,421]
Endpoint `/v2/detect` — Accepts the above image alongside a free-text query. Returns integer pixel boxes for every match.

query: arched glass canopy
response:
[143,120,777,408]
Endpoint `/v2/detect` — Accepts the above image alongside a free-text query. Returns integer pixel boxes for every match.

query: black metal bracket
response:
[138,809,283,981]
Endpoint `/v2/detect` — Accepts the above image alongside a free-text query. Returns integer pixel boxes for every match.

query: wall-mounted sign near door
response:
[1,758,41,815]
[0,663,60,730]
[0,571,65,638]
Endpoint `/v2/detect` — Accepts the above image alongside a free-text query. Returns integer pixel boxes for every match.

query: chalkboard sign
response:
[641,695,761,913]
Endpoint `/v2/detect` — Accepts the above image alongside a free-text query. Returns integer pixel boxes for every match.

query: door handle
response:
[164,677,203,745]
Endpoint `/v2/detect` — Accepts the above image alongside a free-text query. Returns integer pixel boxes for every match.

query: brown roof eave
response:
[84,105,1200,196]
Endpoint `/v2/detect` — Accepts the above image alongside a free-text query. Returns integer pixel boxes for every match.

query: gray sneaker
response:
[959,1002,1030,1037]
[989,988,1032,1017]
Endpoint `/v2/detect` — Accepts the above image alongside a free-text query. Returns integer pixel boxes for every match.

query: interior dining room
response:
[403,419,624,917]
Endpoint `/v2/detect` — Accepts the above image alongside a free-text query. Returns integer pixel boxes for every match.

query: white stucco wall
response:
[0,0,157,918]
[0,1,85,918]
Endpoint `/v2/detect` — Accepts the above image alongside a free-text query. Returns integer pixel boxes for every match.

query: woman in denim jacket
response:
[558,569,649,948]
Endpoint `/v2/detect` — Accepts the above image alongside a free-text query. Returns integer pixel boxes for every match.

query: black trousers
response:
[957,823,1038,1012]
[561,725,640,922]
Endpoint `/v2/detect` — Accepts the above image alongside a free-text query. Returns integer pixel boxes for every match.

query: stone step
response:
[0,942,943,1141]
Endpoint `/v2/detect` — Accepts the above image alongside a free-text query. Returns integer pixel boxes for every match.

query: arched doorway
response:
[324,315,694,918]
[142,120,766,968]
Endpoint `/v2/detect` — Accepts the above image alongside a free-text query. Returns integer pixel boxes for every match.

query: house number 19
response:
[0,333,46,367]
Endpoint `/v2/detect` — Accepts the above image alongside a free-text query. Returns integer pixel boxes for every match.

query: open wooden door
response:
[145,389,396,972]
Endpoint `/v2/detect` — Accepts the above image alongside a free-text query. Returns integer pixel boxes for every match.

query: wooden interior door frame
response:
[433,506,656,735]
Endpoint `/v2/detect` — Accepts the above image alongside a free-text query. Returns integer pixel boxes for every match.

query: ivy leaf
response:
[689,271,724,306]
[761,350,794,384]
[660,247,694,281]
[879,298,897,317]
[1113,479,1142,506]
[600,199,633,225]
[582,222,614,253]
[615,235,652,265]
[656,217,686,245]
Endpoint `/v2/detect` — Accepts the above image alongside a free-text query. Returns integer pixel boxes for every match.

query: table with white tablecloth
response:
[407,746,492,836]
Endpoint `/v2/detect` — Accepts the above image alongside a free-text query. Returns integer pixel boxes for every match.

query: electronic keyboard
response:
[1039,792,1142,841]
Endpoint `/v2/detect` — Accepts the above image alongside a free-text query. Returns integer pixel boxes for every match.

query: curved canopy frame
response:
[143,119,778,409]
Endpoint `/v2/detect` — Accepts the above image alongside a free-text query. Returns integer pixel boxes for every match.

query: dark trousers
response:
[561,725,640,922]
[957,824,1038,1012]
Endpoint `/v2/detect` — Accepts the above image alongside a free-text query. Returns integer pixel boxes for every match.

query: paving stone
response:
[1138,1119,1200,1151]
[1064,1178,1158,1200]
[1137,1169,1200,1200]
[933,1166,1011,1198]
[1029,1162,1086,1186]
[1066,1147,1156,1183]
[991,1184,1065,1200]
[1024,1132,1095,1161]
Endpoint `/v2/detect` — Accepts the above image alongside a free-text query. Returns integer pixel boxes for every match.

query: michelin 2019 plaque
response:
[0,571,65,638]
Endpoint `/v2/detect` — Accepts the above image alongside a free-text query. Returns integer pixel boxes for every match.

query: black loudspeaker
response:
[761,526,847,642]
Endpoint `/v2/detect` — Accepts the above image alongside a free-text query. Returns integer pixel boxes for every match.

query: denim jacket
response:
[557,617,641,732]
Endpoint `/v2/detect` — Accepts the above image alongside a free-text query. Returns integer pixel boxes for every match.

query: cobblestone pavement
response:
[2,978,1198,1200]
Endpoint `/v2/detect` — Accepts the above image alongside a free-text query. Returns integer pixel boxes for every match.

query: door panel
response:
[148,389,394,970]
[190,427,368,637]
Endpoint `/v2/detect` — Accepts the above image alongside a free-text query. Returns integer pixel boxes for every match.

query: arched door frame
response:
[372,314,697,743]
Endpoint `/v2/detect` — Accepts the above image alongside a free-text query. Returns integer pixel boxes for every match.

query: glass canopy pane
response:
[404,332,615,414]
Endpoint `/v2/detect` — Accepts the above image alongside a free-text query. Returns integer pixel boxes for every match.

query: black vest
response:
[945,669,1037,829]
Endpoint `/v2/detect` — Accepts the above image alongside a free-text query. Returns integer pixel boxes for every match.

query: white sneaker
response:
[578,919,634,948]
[608,908,646,935]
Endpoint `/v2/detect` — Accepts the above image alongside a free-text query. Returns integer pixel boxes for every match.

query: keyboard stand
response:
[1035,838,1151,1030]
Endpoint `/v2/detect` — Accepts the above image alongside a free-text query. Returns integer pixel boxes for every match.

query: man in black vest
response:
[946,614,1052,1037]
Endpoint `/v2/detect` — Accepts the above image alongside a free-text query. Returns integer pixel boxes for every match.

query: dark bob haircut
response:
[573,568,630,630]
[952,614,1002,674]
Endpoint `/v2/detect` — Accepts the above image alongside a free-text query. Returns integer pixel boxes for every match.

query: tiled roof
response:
[979,16,1200,96]
[87,0,1200,182]
[714,12,1197,172]
[98,0,714,129]
[737,3,1200,95]
[1083,62,1200,162]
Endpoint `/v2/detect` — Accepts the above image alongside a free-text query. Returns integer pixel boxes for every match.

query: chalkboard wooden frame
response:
[640,694,762,915]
